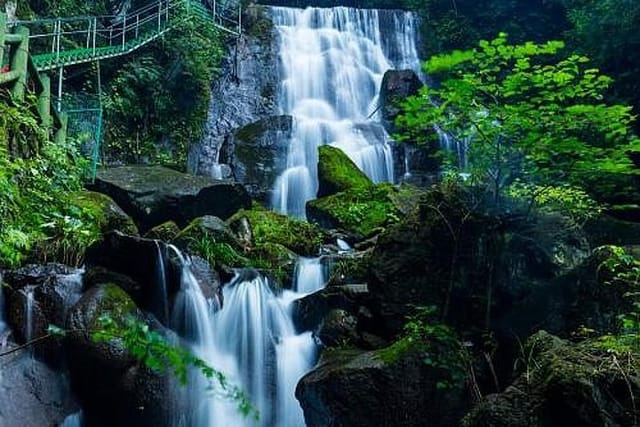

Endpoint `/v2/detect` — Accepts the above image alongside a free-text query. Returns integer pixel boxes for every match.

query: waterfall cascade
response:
[167,244,326,427]
[270,7,421,218]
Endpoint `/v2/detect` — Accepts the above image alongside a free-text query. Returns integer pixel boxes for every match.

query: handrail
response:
[11,0,241,71]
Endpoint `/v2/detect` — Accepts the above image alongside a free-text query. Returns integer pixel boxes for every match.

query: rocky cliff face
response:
[189,4,281,179]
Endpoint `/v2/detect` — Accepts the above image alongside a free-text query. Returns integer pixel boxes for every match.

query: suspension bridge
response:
[0,0,241,175]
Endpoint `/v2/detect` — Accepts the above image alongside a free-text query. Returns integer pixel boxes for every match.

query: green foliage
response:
[189,235,249,268]
[103,3,224,165]
[596,246,640,353]
[506,181,602,225]
[0,96,97,267]
[378,306,465,390]
[397,34,640,205]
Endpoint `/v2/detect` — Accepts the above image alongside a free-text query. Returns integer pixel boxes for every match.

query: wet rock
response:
[317,309,359,347]
[84,232,180,324]
[3,264,83,362]
[297,346,467,427]
[220,115,293,202]
[190,5,280,178]
[0,352,77,427]
[90,165,251,232]
[316,145,372,198]
[65,283,173,427]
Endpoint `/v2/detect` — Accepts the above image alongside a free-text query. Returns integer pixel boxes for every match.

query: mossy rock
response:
[143,221,180,241]
[306,183,401,238]
[462,331,640,427]
[227,207,325,256]
[175,216,243,251]
[317,145,372,198]
[247,242,297,288]
[70,190,138,236]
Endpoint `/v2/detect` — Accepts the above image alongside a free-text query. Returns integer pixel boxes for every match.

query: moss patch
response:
[89,283,137,330]
[317,145,372,197]
[70,190,138,236]
[228,208,325,256]
[144,221,180,241]
[307,183,401,238]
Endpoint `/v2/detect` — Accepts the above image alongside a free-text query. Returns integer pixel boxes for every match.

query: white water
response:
[270,7,421,218]
[59,411,83,427]
[168,246,326,426]
[24,286,35,343]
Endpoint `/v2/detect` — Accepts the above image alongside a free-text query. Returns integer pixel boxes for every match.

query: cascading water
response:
[23,286,35,343]
[167,244,326,426]
[270,6,421,218]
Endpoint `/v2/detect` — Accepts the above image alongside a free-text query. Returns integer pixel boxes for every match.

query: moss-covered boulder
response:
[246,242,297,288]
[70,190,139,236]
[317,145,372,198]
[143,221,180,241]
[227,206,325,256]
[462,331,640,427]
[90,165,251,232]
[306,183,401,239]
[175,216,244,252]
[65,283,173,427]
[296,345,468,427]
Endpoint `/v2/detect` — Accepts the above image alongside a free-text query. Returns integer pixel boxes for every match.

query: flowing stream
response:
[270,6,421,218]
[168,245,326,427]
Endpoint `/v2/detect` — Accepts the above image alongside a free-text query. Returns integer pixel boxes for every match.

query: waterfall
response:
[23,286,35,343]
[59,411,83,427]
[166,245,326,426]
[270,6,421,218]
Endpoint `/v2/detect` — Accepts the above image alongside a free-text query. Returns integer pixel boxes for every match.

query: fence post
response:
[10,26,30,101]
[92,17,97,54]
[122,14,126,50]
[37,74,51,129]
[54,112,68,145]
[0,14,6,67]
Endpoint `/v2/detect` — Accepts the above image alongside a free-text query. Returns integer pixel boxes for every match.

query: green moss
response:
[247,242,297,288]
[144,221,181,241]
[376,336,418,364]
[228,208,325,256]
[89,283,137,330]
[307,183,400,238]
[317,145,372,197]
[70,191,139,236]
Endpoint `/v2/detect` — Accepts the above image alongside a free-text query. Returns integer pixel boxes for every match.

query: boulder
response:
[70,190,139,236]
[367,185,591,337]
[143,221,181,241]
[84,232,181,324]
[227,207,325,256]
[379,69,423,134]
[65,283,173,427]
[316,145,372,198]
[462,331,640,427]
[174,215,244,252]
[220,115,293,202]
[297,346,467,427]
[90,165,251,232]
[0,352,77,427]
[306,183,401,239]
[3,264,83,361]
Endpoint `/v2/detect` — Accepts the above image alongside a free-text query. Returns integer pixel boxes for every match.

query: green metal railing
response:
[16,0,241,72]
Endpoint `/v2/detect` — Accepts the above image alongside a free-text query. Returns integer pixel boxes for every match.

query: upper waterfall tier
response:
[270,6,421,218]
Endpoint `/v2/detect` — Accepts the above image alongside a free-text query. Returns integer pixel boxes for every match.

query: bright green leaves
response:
[397,34,640,204]
[92,314,259,420]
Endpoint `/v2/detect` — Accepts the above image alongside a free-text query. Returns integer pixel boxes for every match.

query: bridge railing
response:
[12,0,241,71]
